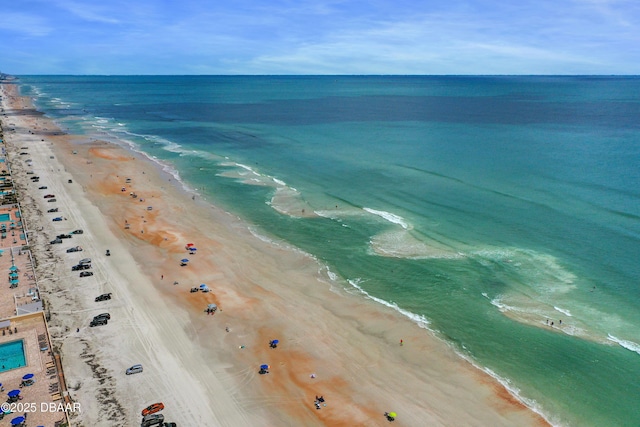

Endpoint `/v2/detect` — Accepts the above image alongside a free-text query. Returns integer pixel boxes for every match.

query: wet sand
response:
[0,81,550,426]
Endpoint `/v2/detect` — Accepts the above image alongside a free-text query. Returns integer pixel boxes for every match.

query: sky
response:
[1,0,639,75]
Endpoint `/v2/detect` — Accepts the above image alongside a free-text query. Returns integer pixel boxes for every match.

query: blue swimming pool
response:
[0,214,10,222]
[0,340,26,373]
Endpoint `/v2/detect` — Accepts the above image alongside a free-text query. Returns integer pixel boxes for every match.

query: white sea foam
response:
[607,335,640,356]
[363,207,410,229]
[347,279,431,329]
[553,306,572,317]
[368,230,461,260]
[268,186,316,218]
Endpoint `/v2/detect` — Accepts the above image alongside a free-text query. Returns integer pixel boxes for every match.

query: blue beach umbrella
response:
[181,259,189,264]
[9,273,18,278]
[22,373,34,380]
[188,247,197,252]
[10,279,19,285]
[9,265,17,271]
[260,364,269,370]
[10,416,25,425]
[8,389,20,397]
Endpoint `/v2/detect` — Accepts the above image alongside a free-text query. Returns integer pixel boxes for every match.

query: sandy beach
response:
[0,80,549,426]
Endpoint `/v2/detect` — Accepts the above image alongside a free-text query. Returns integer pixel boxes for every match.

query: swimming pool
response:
[0,214,10,222]
[0,340,26,373]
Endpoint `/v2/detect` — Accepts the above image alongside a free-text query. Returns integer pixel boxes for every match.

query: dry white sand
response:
[1,81,549,427]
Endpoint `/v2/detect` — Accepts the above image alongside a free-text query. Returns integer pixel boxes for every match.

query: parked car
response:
[47,208,59,213]
[70,229,84,234]
[93,313,111,321]
[79,271,93,277]
[71,264,91,271]
[95,293,112,302]
[141,414,164,427]
[79,258,91,265]
[38,186,48,189]
[43,194,55,198]
[57,234,72,239]
[50,238,63,244]
[52,217,63,222]
[89,318,107,327]
[141,403,164,417]
[126,364,143,375]
[163,423,176,427]
[66,246,82,253]
[47,198,57,203]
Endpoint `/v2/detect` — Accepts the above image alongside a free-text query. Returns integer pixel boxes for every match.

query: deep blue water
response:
[15,75,640,426]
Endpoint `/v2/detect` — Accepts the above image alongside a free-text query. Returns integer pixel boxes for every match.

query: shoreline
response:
[1,79,550,426]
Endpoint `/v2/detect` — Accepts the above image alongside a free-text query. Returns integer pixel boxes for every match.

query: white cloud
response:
[52,0,122,24]
[0,12,52,36]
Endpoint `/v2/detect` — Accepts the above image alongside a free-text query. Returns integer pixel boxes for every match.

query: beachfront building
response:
[0,114,69,426]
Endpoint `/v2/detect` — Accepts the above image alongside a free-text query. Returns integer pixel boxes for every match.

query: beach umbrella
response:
[181,259,189,264]
[388,412,397,418]
[10,279,19,285]
[9,273,18,278]
[188,247,197,252]
[9,265,17,271]
[22,373,34,380]
[7,389,20,397]
[10,416,25,425]
[199,284,207,289]
[271,339,279,345]
[260,364,269,370]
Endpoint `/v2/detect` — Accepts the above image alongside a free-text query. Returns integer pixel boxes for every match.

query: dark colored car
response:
[141,414,164,427]
[47,198,57,203]
[93,313,111,321]
[163,423,177,427]
[38,186,48,189]
[89,318,107,327]
[50,238,63,244]
[95,293,112,302]
[52,217,63,222]
[79,271,93,277]
[57,234,72,239]
[70,229,84,234]
[71,264,91,271]
[43,194,55,198]
[47,208,59,213]
[66,246,82,253]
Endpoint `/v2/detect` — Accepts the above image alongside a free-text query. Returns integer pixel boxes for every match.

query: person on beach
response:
[400,339,403,346]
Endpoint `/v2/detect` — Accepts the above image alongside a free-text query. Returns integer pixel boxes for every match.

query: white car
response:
[126,364,143,375]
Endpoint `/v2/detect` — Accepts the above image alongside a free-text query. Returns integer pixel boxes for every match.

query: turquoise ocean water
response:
[15,76,640,426]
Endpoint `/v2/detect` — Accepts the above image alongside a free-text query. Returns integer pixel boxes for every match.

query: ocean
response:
[16,75,640,426]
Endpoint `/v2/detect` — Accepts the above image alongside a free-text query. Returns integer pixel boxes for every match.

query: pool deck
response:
[0,139,70,426]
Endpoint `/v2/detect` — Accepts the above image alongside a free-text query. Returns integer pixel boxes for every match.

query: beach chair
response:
[51,393,62,401]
